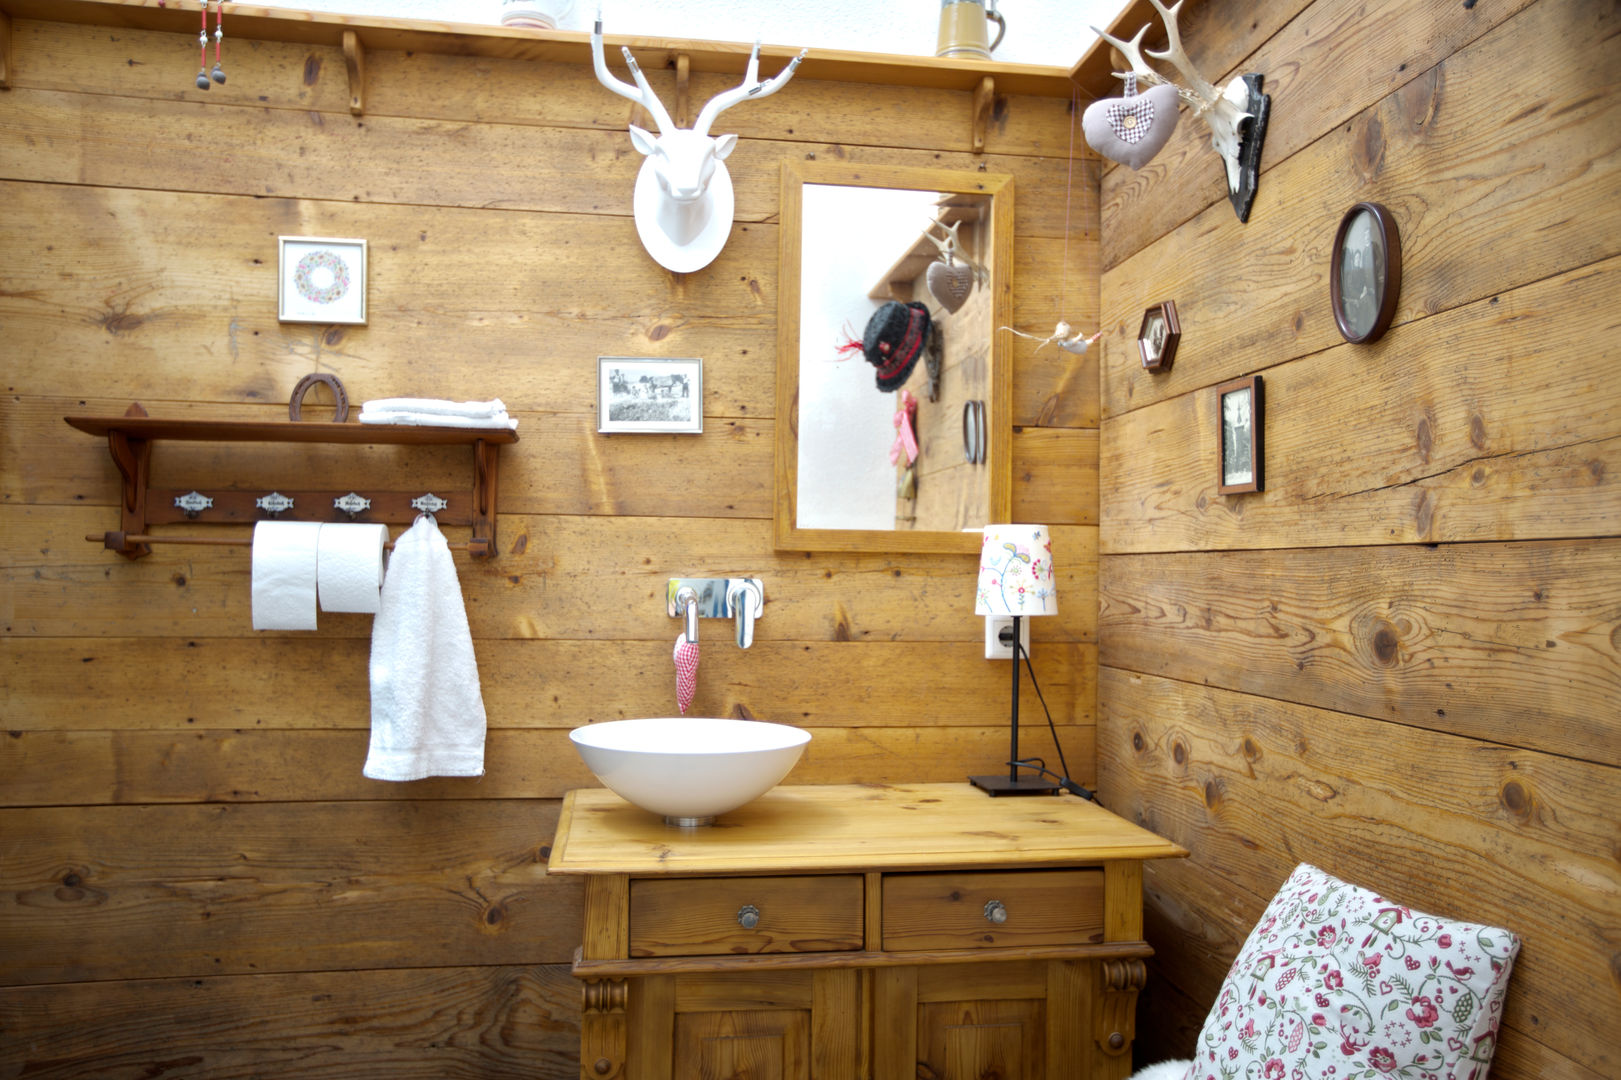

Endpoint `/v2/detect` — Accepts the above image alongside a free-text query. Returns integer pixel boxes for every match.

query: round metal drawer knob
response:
[983,899,1008,924]
[737,904,761,929]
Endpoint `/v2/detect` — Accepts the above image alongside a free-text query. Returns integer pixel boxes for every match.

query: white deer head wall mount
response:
[592,13,806,273]
[1091,0,1271,222]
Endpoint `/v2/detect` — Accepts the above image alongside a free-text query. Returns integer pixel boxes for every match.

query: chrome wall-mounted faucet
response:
[666,578,765,648]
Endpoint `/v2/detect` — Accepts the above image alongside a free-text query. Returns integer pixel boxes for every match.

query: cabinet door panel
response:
[673,1009,810,1080]
[917,998,1045,1080]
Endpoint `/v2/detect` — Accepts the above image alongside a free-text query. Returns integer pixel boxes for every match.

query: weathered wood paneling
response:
[1097,0,1621,421]
[2,800,571,984]
[0,725,1098,806]
[1101,260,1621,552]
[2,638,1095,732]
[1096,0,1536,270]
[0,6,1101,1076]
[1098,669,1621,1077]
[3,507,1100,643]
[0,964,582,1078]
[1100,542,1620,765]
[1095,0,1621,1075]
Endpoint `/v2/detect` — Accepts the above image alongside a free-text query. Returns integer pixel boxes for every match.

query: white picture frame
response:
[598,357,704,434]
[278,236,367,324]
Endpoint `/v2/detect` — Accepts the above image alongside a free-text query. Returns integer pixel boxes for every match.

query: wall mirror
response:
[775,160,1013,553]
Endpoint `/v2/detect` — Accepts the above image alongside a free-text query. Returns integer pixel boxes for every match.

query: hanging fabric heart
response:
[1082,82,1181,170]
[926,259,975,313]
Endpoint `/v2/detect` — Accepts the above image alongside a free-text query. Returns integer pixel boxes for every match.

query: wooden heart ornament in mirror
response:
[775,160,1013,553]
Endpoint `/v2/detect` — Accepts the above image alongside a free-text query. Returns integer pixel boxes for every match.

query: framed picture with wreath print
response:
[278,236,367,325]
[1217,374,1263,494]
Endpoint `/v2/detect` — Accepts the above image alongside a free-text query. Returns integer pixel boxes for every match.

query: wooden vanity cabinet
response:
[550,783,1188,1080]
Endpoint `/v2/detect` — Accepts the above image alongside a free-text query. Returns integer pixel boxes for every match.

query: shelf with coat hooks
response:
[65,403,518,560]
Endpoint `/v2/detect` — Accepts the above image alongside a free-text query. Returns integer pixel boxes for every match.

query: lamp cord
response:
[1009,636,1096,802]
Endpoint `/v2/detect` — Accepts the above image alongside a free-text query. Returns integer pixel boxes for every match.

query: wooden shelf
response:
[0,0,1078,97]
[66,405,517,560]
[64,415,518,446]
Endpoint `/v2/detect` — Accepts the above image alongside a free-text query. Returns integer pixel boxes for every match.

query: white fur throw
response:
[1129,1063,1193,1080]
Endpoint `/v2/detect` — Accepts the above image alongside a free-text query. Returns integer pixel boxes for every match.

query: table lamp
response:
[970,523,1060,795]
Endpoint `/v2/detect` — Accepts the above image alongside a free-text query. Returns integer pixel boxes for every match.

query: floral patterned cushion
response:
[1186,863,1519,1080]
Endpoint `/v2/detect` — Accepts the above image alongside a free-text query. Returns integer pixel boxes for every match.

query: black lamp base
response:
[969,773,1060,797]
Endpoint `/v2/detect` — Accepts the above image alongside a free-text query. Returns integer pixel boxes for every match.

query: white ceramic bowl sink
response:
[569,717,811,826]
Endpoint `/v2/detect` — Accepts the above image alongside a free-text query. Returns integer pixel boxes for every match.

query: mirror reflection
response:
[776,162,1012,553]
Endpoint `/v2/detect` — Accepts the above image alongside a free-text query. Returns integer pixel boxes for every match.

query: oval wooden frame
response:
[1329,201,1402,344]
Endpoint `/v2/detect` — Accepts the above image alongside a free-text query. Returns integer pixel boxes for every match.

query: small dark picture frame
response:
[1216,374,1263,494]
[1330,202,1402,344]
[1137,300,1180,372]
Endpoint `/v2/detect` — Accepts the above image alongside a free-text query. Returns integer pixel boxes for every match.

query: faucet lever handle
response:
[725,579,764,649]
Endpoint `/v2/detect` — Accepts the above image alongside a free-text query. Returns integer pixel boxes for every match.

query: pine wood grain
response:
[3,508,1101,643]
[1099,540,1621,765]
[1097,668,1621,1079]
[0,726,1099,806]
[5,17,1076,155]
[1,637,1095,730]
[0,186,1080,418]
[0,635,1095,730]
[1097,0,1621,420]
[0,86,1083,236]
[1100,260,1621,552]
[548,783,1187,876]
[0,799,578,985]
[0,7,1102,1076]
[0,963,583,1079]
[0,4,1078,97]
[1096,0,1533,270]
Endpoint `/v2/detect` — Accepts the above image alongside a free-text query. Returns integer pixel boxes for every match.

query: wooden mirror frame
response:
[774,159,1014,553]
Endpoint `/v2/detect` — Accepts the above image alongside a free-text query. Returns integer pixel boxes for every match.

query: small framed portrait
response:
[1137,299,1180,372]
[278,237,367,324]
[1216,374,1263,494]
[598,356,703,434]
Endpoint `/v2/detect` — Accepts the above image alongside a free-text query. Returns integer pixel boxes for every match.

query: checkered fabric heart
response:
[1082,82,1181,170]
[674,633,699,715]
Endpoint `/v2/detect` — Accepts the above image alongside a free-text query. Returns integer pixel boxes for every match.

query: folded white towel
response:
[364,516,487,781]
[362,397,507,418]
[360,410,518,430]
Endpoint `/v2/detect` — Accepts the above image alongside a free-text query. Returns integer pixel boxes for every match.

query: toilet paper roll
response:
[317,523,389,614]
[251,521,322,631]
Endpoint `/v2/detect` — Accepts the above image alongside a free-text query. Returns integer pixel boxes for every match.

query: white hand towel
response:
[361,397,507,418]
[364,516,487,781]
[359,410,518,430]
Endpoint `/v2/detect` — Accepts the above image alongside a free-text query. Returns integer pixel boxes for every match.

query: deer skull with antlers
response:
[1091,0,1270,222]
[593,11,806,272]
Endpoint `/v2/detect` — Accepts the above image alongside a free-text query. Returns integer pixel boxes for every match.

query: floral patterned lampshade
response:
[974,525,1057,617]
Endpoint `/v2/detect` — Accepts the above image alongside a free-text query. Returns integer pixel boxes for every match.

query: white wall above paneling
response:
[256,0,1125,67]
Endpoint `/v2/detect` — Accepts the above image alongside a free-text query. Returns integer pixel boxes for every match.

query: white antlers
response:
[923,219,990,286]
[593,10,806,272]
[1094,0,1263,202]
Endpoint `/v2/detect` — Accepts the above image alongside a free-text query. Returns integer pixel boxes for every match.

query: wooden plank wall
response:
[1093,0,1620,1077]
[0,8,1103,1076]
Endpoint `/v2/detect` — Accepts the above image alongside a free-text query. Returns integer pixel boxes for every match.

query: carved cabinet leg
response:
[1093,958,1147,1079]
[581,978,628,1080]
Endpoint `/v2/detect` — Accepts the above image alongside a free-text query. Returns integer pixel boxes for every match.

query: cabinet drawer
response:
[881,869,1104,951]
[629,875,865,958]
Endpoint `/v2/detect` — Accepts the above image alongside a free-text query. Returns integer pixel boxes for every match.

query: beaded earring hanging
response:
[195,0,225,90]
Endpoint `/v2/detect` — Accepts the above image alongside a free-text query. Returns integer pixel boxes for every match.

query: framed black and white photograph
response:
[1330,202,1401,344]
[1217,374,1263,494]
[278,236,367,325]
[597,356,703,434]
